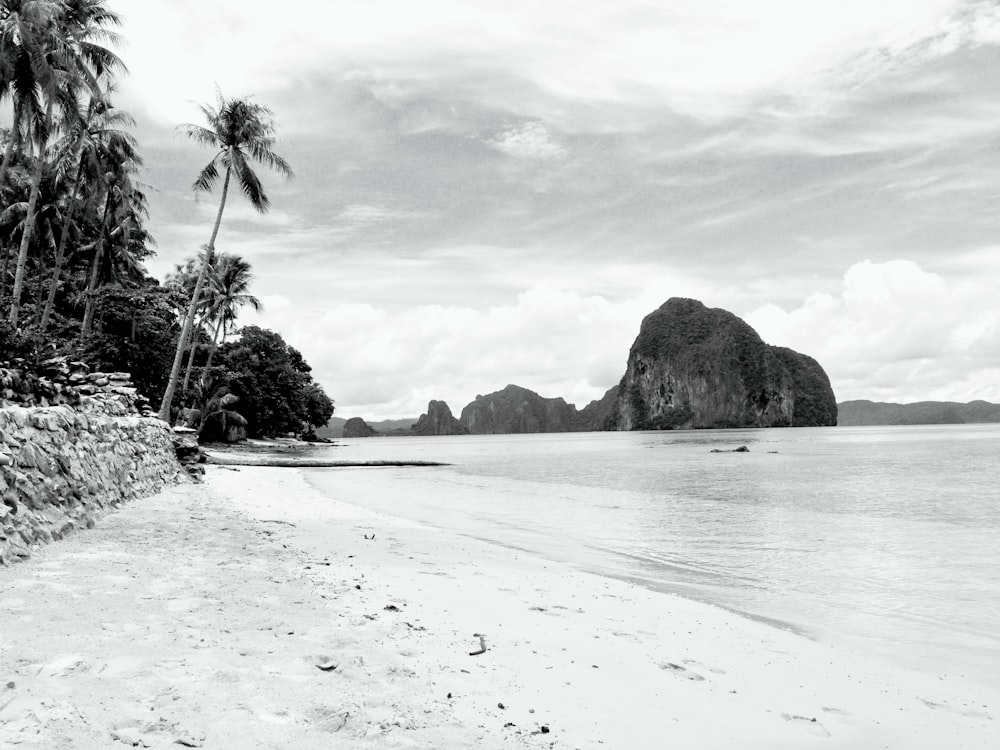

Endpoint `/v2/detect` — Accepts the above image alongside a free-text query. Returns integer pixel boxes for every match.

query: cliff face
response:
[460,385,581,434]
[609,298,837,430]
[412,400,468,436]
[577,385,619,431]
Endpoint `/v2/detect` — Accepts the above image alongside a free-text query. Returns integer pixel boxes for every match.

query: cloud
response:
[489,123,567,160]
[111,0,981,127]
[746,259,1000,403]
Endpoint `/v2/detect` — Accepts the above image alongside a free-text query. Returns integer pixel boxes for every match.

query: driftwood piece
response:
[204,455,449,468]
[469,634,487,656]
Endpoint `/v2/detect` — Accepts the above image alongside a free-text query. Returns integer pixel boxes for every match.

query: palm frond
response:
[230,148,268,212]
[177,122,220,149]
[192,157,222,193]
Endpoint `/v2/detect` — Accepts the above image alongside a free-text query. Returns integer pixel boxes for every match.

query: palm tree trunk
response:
[7,99,52,327]
[181,310,210,393]
[0,243,11,304]
[33,221,56,323]
[159,167,232,422]
[40,163,85,329]
[80,191,114,337]
[201,318,224,380]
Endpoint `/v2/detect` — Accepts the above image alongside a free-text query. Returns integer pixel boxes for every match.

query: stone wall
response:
[0,404,183,565]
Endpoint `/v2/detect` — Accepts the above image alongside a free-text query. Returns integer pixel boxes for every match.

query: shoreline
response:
[1,464,996,748]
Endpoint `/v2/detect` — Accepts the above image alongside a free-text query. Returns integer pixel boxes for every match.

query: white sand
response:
[0,464,996,748]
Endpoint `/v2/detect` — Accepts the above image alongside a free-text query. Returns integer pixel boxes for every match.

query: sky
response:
[107,0,1000,419]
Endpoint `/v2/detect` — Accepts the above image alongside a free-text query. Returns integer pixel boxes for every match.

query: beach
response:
[1,463,996,749]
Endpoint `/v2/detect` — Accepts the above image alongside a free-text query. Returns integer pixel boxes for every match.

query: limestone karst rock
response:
[343,417,378,438]
[608,298,837,430]
[412,400,468,436]
[459,385,581,434]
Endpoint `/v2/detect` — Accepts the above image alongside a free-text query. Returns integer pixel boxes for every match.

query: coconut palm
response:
[5,0,124,326]
[79,136,146,335]
[158,91,292,421]
[0,0,57,189]
[39,95,136,329]
[188,252,261,389]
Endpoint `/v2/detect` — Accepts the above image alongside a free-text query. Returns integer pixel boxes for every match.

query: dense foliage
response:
[205,326,335,438]
[0,1,334,438]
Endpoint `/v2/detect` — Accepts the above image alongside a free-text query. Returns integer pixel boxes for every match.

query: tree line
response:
[0,0,334,438]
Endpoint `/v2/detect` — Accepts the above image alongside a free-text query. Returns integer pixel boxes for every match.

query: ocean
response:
[303,424,1000,688]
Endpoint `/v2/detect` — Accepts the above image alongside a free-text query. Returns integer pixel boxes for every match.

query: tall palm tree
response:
[40,96,136,329]
[158,91,292,421]
[79,134,145,335]
[0,0,57,189]
[5,0,124,326]
[190,252,261,388]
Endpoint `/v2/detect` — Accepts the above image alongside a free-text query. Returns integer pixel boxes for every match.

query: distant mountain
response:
[315,416,416,439]
[608,298,837,429]
[837,400,1000,426]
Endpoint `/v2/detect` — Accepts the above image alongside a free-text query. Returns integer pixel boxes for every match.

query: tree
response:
[158,91,292,422]
[77,280,182,406]
[200,253,260,372]
[5,0,124,326]
[40,96,137,329]
[214,325,331,438]
[182,251,260,392]
[79,126,146,335]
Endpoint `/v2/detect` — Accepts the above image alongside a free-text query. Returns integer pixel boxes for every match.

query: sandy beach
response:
[1,463,996,749]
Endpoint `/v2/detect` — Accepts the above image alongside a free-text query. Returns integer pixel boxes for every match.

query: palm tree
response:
[5,0,124,326]
[40,95,136,329]
[195,252,261,384]
[0,0,57,189]
[158,91,292,422]
[79,134,146,335]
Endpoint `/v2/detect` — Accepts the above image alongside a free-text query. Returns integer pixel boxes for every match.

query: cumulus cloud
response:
[746,259,1000,403]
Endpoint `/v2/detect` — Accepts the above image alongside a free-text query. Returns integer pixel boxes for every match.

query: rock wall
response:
[0,404,183,565]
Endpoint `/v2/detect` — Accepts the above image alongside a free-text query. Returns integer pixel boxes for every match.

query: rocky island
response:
[608,298,837,429]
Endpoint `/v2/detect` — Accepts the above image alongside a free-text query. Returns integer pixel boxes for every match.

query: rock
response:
[459,385,581,434]
[608,298,837,430]
[412,400,468,436]
[343,417,378,438]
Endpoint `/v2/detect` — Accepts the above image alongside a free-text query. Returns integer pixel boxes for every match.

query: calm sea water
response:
[304,425,1000,687]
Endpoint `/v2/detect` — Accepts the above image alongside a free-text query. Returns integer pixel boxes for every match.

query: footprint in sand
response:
[780,713,831,737]
[658,662,705,681]
[36,654,89,678]
[682,658,726,675]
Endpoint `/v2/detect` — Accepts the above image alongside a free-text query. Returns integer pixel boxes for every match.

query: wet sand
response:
[0,464,995,748]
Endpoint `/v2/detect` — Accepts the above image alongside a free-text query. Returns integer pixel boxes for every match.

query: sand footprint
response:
[36,653,89,678]
[658,662,706,681]
[780,713,831,737]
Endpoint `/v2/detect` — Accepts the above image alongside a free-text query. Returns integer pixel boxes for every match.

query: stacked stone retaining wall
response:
[0,404,183,565]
